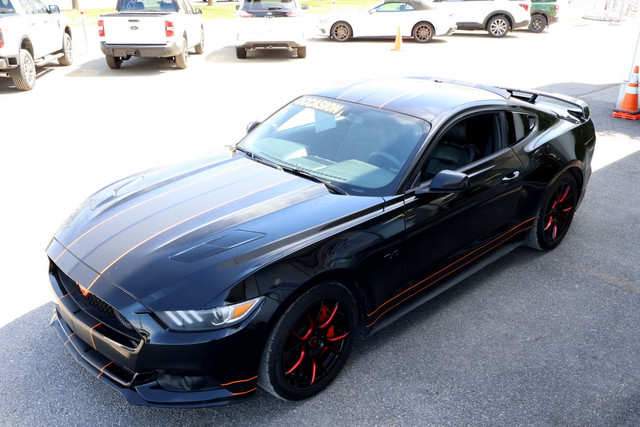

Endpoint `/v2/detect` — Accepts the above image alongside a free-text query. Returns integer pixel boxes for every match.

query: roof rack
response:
[500,87,591,121]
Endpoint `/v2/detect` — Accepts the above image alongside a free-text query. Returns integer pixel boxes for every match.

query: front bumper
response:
[47,243,275,407]
[100,41,182,58]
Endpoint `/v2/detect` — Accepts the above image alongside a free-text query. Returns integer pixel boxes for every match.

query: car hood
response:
[48,150,384,311]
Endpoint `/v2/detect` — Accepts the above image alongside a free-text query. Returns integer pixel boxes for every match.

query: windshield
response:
[0,0,15,13]
[118,0,177,12]
[238,96,429,196]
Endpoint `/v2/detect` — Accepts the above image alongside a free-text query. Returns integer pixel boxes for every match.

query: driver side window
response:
[421,112,503,182]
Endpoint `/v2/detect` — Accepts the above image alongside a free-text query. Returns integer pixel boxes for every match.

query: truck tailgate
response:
[102,13,171,45]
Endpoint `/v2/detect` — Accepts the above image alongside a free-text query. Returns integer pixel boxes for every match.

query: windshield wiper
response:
[235,146,283,170]
[280,166,347,195]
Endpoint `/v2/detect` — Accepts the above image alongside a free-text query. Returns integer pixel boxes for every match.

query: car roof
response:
[310,77,510,122]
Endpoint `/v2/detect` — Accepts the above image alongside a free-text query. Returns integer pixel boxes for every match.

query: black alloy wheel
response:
[526,173,578,250]
[529,14,547,33]
[259,282,357,400]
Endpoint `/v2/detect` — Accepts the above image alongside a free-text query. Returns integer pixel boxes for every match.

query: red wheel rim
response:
[542,182,575,242]
[282,299,350,389]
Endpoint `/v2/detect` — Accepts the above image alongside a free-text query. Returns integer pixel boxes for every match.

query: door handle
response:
[502,171,520,182]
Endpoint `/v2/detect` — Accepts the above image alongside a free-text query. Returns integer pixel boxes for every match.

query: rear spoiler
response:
[500,87,591,122]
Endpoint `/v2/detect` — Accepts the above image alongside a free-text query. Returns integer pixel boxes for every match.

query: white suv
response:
[430,0,531,37]
[235,0,308,59]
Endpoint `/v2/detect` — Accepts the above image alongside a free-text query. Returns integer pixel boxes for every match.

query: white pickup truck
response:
[0,0,73,91]
[98,0,205,69]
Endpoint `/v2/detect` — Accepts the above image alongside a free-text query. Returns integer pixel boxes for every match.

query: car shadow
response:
[206,45,305,64]
[0,66,56,94]
[311,37,449,44]
[65,56,189,78]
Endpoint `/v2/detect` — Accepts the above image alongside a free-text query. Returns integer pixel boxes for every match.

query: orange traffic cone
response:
[613,65,640,120]
[391,26,402,51]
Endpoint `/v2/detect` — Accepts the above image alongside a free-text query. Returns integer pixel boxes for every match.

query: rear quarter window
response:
[507,112,536,145]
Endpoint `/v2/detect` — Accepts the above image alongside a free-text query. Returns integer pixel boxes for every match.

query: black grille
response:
[53,263,140,346]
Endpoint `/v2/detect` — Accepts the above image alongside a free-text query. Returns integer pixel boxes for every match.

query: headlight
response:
[156,297,264,331]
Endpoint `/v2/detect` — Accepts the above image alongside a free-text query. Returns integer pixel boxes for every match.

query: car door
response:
[434,0,487,26]
[359,2,408,37]
[400,110,525,297]
[178,0,199,46]
[27,0,59,57]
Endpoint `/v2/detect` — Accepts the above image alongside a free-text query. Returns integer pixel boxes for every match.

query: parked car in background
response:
[98,0,204,69]
[528,0,558,32]
[317,0,456,43]
[235,0,309,59]
[430,0,531,37]
[0,0,72,90]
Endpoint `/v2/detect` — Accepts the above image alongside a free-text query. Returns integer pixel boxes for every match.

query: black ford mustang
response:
[47,77,595,407]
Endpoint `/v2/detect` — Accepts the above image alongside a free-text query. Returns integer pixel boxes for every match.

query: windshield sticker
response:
[295,97,345,116]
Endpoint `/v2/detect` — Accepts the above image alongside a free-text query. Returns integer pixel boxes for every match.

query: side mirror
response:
[369,9,376,13]
[301,4,308,9]
[417,170,469,194]
[235,4,239,9]
[48,4,60,13]
[246,120,260,133]
[194,8,202,14]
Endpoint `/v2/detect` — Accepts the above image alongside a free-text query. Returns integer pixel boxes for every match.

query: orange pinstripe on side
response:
[366,217,536,328]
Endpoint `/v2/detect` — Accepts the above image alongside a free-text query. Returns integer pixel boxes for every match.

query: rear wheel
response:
[529,14,547,33]
[487,15,510,37]
[331,22,352,42]
[412,22,434,43]
[10,49,36,91]
[526,173,578,251]
[175,37,188,69]
[105,55,122,69]
[58,33,73,66]
[236,46,247,59]
[259,281,358,401]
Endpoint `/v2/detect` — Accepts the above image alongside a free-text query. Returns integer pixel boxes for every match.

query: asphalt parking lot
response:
[1,7,640,426]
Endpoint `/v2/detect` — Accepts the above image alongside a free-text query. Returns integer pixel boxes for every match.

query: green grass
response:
[63,0,375,24]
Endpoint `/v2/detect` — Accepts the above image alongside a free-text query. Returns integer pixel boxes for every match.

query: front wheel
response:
[58,33,73,66]
[331,22,352,42]
[529,14,547,33]
[487,15,510,37]
[526,173,578,251]
[297,46,307,58]
[412,22,434,43]
[259,281,358,401]
[10,49,36,91]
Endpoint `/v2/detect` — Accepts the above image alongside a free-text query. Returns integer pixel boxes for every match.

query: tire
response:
[529,14,547,33]
[236,46,247,59]
[259,281,358,401]
[58,33,73,66]
[105,55,122,69]
[297,46,307,58]
[412,22,434,43]
[194,28,205,54]
[486,15,510,37]
[526,173,578,251]
[10,49,36,91]
[175,37,188,69]
[330,21,352,42]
